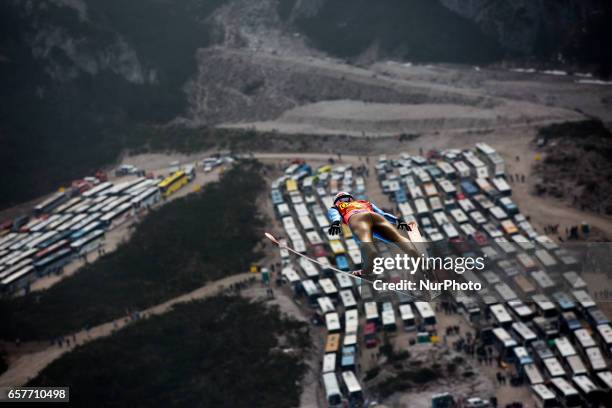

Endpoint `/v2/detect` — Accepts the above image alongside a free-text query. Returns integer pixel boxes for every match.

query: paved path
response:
[0,272,253,387]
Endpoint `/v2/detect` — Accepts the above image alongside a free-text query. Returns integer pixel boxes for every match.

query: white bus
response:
[437,179,456,195]
[469,210,487,225]
[534,249,558,270]
[554,336,577,358]
[572,290,596,310]
[322,353,336,374]
[82,181,113,198]
[574,328,596,350]
[449,208,469,224]
[492,327,517,361]
[339,289,357,310]
[562,271,586,290]
[281,267,300,284]
[335,273,353,290]
[507,299,534,321]
[566,354,588,376]
[550,377,581,407]
[490,303,513,327]
[585,346,606,371]
[572,375,601,406]
[542,357,566,378]
[345,309,359,336]
[596,324,612,355]
[364,301,380,324]
[415,302,436,326]
[381,302,397,331]
[341,371,364,407]
[325,312,341,332]
[298,215,314,231]
[531,384,557,408]
[322,372,343,408]
[457,198,476,213]
[495,283,518,302]
[533,294,557,318]
[299,258,320,279]
[301,279,320,303]
[596,371,612,390]
[317,296,336,314]
[399,304,416,331]
[531,270,556,293]
[512,322,537,344]
[319,278,339,297]
[523,363,544,385]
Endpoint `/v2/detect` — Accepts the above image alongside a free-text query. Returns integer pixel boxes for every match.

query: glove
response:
[328,220,341,235]
[397,218,411,231]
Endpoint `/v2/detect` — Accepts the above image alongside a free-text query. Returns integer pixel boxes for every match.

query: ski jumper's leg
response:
[348,212,377,276]
[369,212,420,258]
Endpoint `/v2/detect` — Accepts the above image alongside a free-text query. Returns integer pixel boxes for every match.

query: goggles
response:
[337,196,353,203]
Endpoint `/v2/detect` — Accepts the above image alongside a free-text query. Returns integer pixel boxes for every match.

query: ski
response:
[264,232,431,301]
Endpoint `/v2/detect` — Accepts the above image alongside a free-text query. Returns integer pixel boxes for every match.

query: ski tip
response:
[264,232,279,245]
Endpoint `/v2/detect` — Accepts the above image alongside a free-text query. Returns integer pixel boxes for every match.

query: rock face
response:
[438,0,608,56]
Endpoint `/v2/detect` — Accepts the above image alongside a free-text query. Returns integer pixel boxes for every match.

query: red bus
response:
[364,322,378,348]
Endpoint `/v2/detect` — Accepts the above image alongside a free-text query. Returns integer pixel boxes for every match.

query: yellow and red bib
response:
[336,200,373,224]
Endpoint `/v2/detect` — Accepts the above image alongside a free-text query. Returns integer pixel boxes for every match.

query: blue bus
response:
[460,180,478,196]
[335,255,350,272]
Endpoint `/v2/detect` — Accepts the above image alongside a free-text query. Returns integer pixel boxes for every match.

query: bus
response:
[596,371,612,390]
[492,327,518,362]
[399,304,416,331]
[381,302,397,331]
[560,311,582,333]
[297,258,319,281]
[82,181,112,198]
[507,300,535,321]
[549,377,581,407]
[523,363,544,385]
[562,271,586,290]
[325,334,341,353]
[552,291,576,312]
[340,344,356,371]
[329,240,346,256]
[596,324,612,355]
[572,290,596,310]
[158,171,188,198]
[415,302,436,327]
[532,340,554,364]
[495,283,518,302]
[533,294,558,318]
[531,270,556,293]
[319,278,338,297]
[364,301,380,325]
[533,316,559,340]
[516,252,537,272]
[364,322,377,348]
[542,357,566,378]
[322,373,343,408]
[585,346,606,371]
[531,384,557,408]
[345,309,359,336]
[347,249,362,268]
[335,273,353,290]
[574,328,596,350]
[322,353,336,374]
[52,197,82,215]
[513,346,534,372]
[339,289,357,310]
[587,308,610,329]
[565,354,588,376]
[534,249,558,270]
[282,267,300,285]
[572,375,604,406]
[317,297,336,314]
[554,336,577,359]
[341,371,364,408]
[512,322,537,345]
[33,247,73,273]
[513,275,536,297]
[490,303,513,327]
[301,279,320,305]
[33,192,69,216]
[325,312,341,332]
[70,229,105,255]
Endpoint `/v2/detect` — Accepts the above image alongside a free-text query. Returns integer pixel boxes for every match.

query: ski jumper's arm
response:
[371,202,399,224]
[327,207,342,224]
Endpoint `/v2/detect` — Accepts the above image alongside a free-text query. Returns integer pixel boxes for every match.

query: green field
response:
[0,160,266,340]
[29,295,312,407]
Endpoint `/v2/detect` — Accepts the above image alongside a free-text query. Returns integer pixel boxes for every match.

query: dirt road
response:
[0,272,254,387]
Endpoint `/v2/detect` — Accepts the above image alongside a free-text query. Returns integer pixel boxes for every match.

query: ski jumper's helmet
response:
[333,191,354,204]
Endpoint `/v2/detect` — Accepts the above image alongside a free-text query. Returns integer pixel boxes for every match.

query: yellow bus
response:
[342,224,353,239]
[325,333,341,353]
[329,240,346,255]
[158,171,188,198]
[286,178,298,193]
